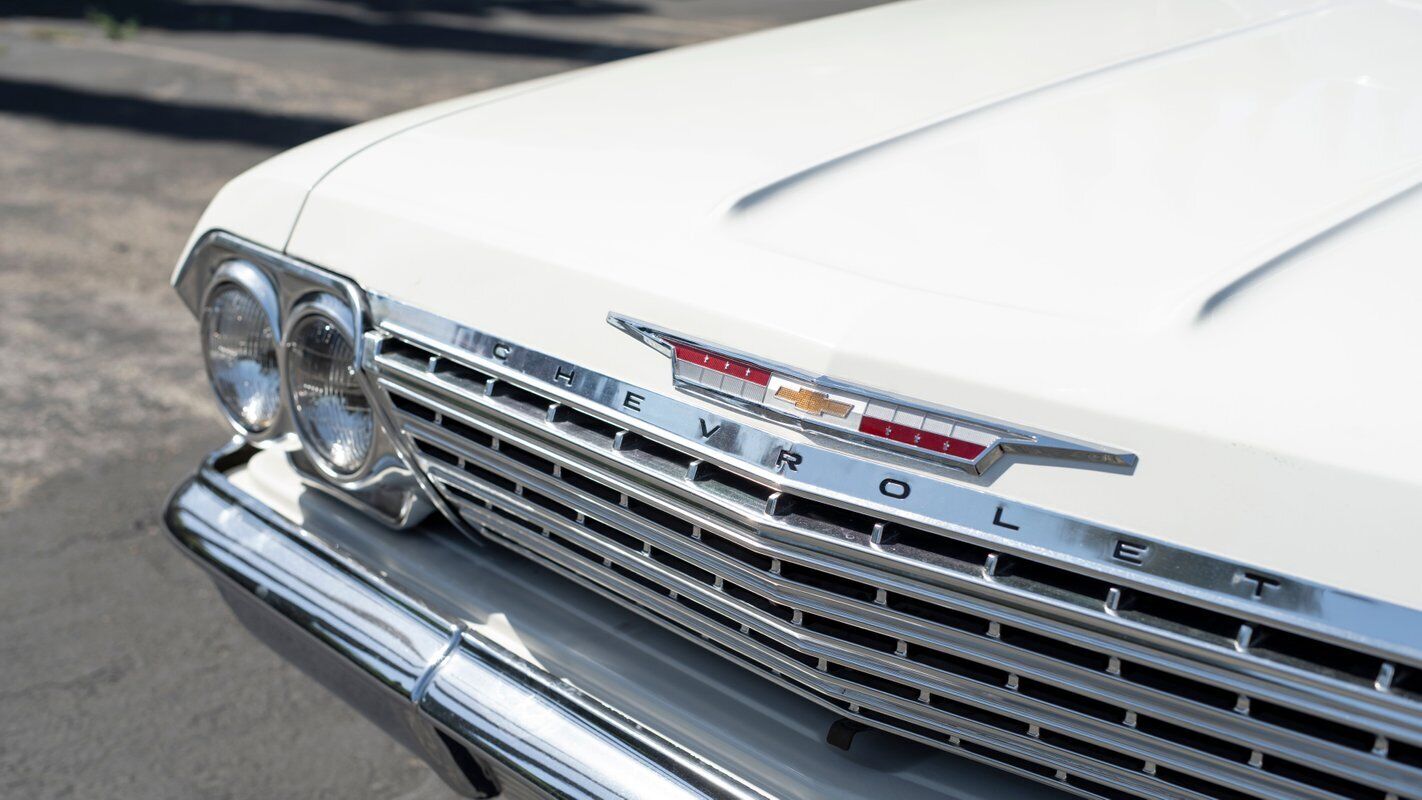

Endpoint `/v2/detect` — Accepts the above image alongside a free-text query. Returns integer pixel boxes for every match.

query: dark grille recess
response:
[373,333,1422,800]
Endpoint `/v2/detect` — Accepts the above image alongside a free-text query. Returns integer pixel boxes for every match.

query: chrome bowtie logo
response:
[609,313,1136,476]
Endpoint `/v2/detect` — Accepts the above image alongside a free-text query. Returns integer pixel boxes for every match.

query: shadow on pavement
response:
[0,77,356,146]
[1,0,654,61]
[324,0,649,16]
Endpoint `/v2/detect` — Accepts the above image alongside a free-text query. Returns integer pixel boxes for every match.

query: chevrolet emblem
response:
[610,312,1138,475]
[774,386,853,418]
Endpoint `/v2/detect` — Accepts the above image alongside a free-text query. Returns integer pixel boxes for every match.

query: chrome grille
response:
[368,305,1422,800]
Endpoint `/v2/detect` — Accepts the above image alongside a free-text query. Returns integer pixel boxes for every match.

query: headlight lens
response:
[286,307,373,475]
[202,282,280,433]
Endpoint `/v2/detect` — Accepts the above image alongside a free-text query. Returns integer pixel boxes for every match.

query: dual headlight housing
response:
[177,232,428,527]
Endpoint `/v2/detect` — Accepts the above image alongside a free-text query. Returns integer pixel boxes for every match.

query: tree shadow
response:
[325,0,649,17]
[1,0,655,61]
[0,77,356,148]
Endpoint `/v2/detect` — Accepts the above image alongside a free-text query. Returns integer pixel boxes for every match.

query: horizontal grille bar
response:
[368,315,1422,800]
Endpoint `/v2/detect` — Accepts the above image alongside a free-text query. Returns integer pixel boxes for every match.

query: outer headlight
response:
[285,296,374,477]
[201,262,281,434]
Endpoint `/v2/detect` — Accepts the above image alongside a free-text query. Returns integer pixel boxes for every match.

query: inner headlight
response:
[202,265,280,434]
[285,297,374,477]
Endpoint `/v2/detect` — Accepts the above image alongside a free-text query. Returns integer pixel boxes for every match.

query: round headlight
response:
[286,300,373,476]
[202,273,280,434]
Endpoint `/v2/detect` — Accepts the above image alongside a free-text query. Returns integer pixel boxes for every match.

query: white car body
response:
[189,0,1422,608]
[167,2,1422,798]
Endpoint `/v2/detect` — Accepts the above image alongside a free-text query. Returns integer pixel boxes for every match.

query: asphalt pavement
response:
[0,2,880,796]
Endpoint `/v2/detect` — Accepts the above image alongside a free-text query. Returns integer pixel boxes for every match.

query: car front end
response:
[163,2,1422,798]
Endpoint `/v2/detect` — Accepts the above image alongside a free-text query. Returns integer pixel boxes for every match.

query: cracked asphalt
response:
[0,2,879,797]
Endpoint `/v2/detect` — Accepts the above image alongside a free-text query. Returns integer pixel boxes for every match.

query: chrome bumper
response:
[163,444,768,800]
[164,443,1062,799]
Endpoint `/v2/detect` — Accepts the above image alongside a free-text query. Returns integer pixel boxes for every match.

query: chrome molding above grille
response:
[367,294,1422,800]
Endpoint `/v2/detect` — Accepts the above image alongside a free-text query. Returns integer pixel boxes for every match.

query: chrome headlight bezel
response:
[282,292,377,481]
[175,230,431,529]
[200,259,284,438]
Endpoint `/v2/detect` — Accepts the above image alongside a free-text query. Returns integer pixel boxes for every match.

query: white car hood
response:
[280,0,1422,607]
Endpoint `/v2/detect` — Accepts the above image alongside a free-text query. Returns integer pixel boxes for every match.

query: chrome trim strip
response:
[164,442,774,800]
[370,294,1422,673]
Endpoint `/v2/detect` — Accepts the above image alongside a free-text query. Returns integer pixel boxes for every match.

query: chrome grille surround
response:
[367,295,1422,800]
